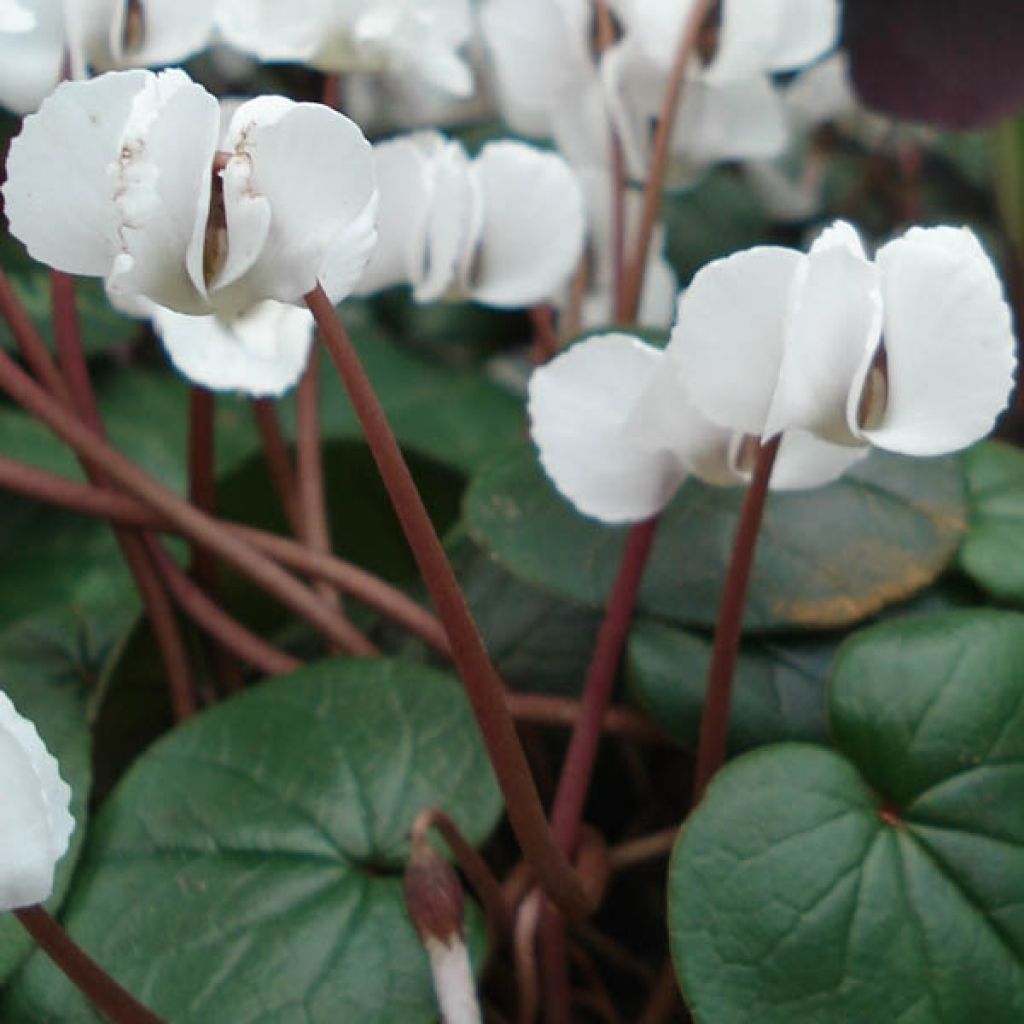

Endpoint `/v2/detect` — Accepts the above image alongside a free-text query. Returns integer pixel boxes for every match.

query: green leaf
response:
[0,609,102,981]
[959,439,1024,602]
[3,659,502,1023]
[669,610,1024,1023]
[466,442,967,630]
[627,619,832,750]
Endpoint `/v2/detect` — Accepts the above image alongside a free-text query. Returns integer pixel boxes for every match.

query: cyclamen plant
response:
[0,2,1022,1023]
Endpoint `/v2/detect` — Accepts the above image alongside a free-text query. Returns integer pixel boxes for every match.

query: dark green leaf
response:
[670,610,1024,1023]
[466,442,966,630]
[3,659,501,1023]
[627,619,831,751]
[959,440,1024,601]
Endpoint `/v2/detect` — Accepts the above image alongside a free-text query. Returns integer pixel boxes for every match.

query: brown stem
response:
[619,0,718,321]
[528,305,560,365]
[692,436,780,799]
[540,519,660,1022]
[49,270,197,720]
[0,343,377,657]
[307,286,591,921]
[15,906,164,1024]
[0,456,447,655]
[145,539,302,678]
[504,693,668,743]
[608,826,678,871]
[636,960,681,1024]
[251,398,303,536]
[296,348,343,615]
[549,518,660,855]
[0,270,70,402]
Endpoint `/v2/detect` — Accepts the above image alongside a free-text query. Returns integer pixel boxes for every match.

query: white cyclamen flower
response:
[0,692,74,910]
[3,69,378,393]
[602,0,840,180]
[0,0,215,114]
[355,131,585,310]
[0,0,33,32]
[529,220,1017,524]
[479,0,609,170]
[216,0,474,97]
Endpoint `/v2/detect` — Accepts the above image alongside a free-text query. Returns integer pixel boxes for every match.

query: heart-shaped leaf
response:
[669,610,1024,1023]
[627,619,833,750]
[0,609,101,981]
[959,440,1024,602]
[3,658,501,1022]
[466,442,966,630]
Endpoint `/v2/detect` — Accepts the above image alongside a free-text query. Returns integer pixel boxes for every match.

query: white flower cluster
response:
[529,221,1017,523]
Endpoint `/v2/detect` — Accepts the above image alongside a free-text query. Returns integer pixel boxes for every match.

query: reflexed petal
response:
[214,0,327,63]
[0,0,34,31]
[765,429,868,491]
[106,69,220,314]
[863,226,1017,455]
[416,135,472,302]
[709,0,839,82]
[669,246,801,435]
[3,70,150,275]
[0,691,74,910]
[600,38,663,180]
[217,97,377,309]
[105,0,216,68]
[462,141,585,308]
[354,134,434,296]
[765,220,882,443]
[0,0,63,115]
[674,75,789,165]
[153,301,315,397]
[319,192,381,305]
[528,333,689,522]
[782,52,856,130]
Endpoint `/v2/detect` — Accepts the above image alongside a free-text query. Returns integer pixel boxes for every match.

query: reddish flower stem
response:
[619,0,718,321]
[693,436,780,799]
[548,517,660,855]
[251,398,304,536]
[296,347,344,615]
[540,517,660,1023]
[0,342,377,657]
[0,271,71,402]
[15,906,165,1024]
[528,305,560,365]
[49,270,197,720]
[145,538,302,678]
[306,286,592,921]
[0,455,445,654]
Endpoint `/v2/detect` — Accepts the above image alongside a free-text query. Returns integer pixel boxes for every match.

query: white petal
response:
[863,227,1017,455]
[462,142,585,309]
[0,0,63,115]
[0,691,74,910]
[668,246,801,435]
[416,135,472,302]
[0,0,34,32]
[104,0,215,68]
[708,0,839,82]
[214,0,327,63]
[215,97,377,309]
[528,333,690,523]
[599,37,663,181]
[106,69,220,314]
[153,301,315,397]
[765,430,868,491]
[765,220,882,443]
[673,75,789,165]
[354,135,434,296]
[3,70,149,274]
[781,52,856,131]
